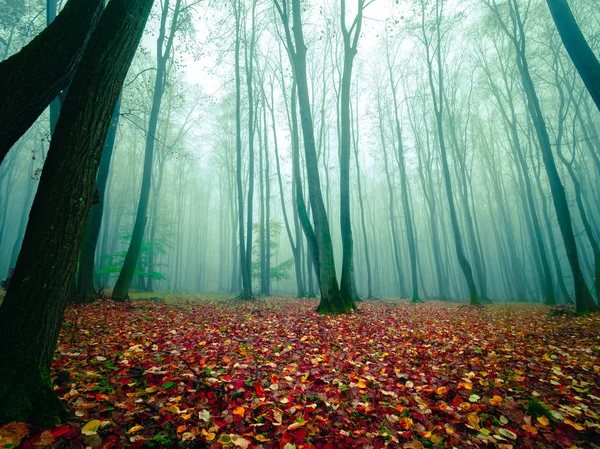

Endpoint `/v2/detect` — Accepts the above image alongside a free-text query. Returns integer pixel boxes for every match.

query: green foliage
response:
[252,258,294,282]
[96,227,172,282]
[250,220,293,283]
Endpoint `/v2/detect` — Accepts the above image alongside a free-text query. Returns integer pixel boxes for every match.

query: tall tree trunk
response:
[0,0,104,165]
[76,97,120,303]
[488,0,595,312]
[274,0,351,313]
[419,0,479,305]
[112,0,181,301]
[338,0,367,305]
[545,0,600,113]
[0,0,153,425]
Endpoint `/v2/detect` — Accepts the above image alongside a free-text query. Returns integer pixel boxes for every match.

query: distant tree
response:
[112,0,184,301]
[274,0,355,314]
[76,97,121,303]
[417,0,480,306]
[0,0,154,425]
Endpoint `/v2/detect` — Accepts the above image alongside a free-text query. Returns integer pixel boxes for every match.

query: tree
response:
[274,0,355,314]
[76,97,121,303]
[338,0,372,304]
[0,0,104,166]
[417,0,480,305]
[112,0,183,301]
[0,0,153,425]
[545,0,600,113]
[485,0,596,313]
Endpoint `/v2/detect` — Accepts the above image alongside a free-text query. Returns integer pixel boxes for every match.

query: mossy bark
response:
[0,0,154,426]
[0,0,104,166]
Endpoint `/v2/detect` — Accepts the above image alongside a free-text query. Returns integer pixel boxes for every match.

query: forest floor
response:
[3,296,600,449]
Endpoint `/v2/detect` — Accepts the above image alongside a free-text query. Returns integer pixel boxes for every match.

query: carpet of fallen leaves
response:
[4,298,600,449]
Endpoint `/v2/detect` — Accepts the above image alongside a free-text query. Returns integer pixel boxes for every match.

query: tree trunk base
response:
[0,365,70,426]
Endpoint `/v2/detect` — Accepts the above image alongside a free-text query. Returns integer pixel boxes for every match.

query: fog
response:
[1,0,599,305]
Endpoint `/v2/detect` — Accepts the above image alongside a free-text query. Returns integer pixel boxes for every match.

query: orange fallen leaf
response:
[233,406,246,417]
[436,386,448,395]
[564,419,585,431]
[287,421,307,431]
[489,395,502,406]
[522,424,538,435]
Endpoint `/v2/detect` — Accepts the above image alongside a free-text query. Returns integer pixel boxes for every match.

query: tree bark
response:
[488,0,595,312]
[76,97,120,303]
[112,0,181,301]
[0,0,104,166]
[546,0,600,113]
[0,0,153,425]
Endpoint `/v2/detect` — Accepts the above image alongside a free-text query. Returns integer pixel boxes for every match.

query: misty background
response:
[0,0,598,302]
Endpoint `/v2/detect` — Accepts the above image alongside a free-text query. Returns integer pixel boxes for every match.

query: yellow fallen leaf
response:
[467,413,480,430]
[232,435,251,448]
[127,425,144,434]
[81,420,102,435]
[356,379,368,389]
[255,434,271,442]
[217,434,232,444]
[458,381,473,390]
[232,406,245,417]
[436,386,448,395]
[201,428,216,441]
[145,387,158,393]
[164,405,180,414]
[0,422,30,447]
[537,416,550,426]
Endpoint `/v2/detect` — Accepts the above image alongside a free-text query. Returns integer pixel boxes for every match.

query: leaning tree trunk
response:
[502,0,596,312]
[546,0,600,113]
[76,96,120,303]
[0,0,153,425]
[0,0,103,166]
[112,0,181,301]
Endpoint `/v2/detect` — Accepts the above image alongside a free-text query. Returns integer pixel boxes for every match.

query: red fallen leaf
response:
[254,382,266,397]
[279,432,293,449]
[50,425,71,438]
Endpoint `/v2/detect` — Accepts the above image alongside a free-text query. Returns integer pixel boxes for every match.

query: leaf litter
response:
[4,298,600,448]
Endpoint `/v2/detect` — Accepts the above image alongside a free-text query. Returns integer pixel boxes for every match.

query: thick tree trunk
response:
[546,0,600,113]
[0,0,153,425]
[76,97,120,303]
[0,0,103,166]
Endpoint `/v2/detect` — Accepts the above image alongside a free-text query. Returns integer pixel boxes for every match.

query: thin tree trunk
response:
[112,0,181,301]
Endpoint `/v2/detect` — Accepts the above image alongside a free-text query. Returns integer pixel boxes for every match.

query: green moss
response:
[527,398,551,417]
